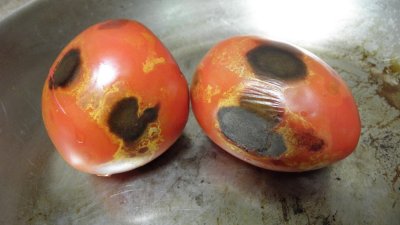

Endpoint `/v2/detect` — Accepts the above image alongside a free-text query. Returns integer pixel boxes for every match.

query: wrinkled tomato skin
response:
[191,36,361,172]
[42,20,189,175]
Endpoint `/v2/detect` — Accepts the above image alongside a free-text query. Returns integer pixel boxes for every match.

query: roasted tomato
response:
[191,36,361,172]
[42,20,189,176]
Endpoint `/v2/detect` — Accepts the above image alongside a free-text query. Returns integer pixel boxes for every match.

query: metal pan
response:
[0,0,399,224]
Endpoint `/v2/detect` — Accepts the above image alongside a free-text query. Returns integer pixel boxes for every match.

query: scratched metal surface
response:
[0,0,399,224]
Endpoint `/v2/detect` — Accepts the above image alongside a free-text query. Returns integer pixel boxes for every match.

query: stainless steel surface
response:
[0,0,33,20]
[0,0,399,224]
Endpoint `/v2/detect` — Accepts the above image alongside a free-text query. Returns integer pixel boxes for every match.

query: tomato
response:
[191,36,361,172]
[42,19,189,175]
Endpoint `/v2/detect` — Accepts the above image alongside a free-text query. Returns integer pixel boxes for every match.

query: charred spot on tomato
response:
[246,45,307,80]
[217,106,286,157]
[138,147,149,154]
[310,140,324,151]
[140,104,160,124]
[107,97,159,144]
[306,135,325,151]
[270,159,286,167]
[98,20,129,30]
[293,131,325,152]
[49,49,81,89]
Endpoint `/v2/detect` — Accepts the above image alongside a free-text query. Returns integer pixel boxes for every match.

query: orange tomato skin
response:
[191,36,360,172]
[42,20,189,175]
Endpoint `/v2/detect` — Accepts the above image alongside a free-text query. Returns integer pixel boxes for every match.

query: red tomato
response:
[191,36,361,172]
[42,20,189,175]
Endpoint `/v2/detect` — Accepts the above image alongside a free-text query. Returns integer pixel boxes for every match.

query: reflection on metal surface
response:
[0,0,35,20]
[0,0,399,224]
[243,0,358,43]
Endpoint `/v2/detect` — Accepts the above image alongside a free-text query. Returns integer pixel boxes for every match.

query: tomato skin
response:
[191,36,361,172]
[42,20,189,175]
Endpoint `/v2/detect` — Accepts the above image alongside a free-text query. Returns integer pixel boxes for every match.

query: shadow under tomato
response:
[197,138,334,224]
[105,134,192,181]
[259,168,334,224]
[87,134,194,222]
[85,131,336,224]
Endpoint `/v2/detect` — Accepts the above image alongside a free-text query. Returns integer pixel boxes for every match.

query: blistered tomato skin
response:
[191,36,361,172]
[42,20,189,175]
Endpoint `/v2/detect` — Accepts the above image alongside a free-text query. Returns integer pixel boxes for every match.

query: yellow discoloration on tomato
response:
[211,46,253,78]
[204,84,221,103]
[113,121,163,160]
[87,84,121,122]
[143,56,166,73]
[218,84,243,107]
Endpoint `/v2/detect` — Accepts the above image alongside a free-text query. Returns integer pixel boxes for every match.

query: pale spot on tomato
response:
[204,85,221,103]
[142,56,166,73]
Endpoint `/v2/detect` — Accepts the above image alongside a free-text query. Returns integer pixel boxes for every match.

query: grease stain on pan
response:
[360,47,400,110]
[347,45,400,193]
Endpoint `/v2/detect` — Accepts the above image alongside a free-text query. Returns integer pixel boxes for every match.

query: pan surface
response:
[0,0,399,224]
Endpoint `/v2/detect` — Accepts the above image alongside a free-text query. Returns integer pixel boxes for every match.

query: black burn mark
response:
[107,97,159,144]
[246,45,307,80]
[49,49,81,89]
[217,106,286,157]
[98,19,129,30]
